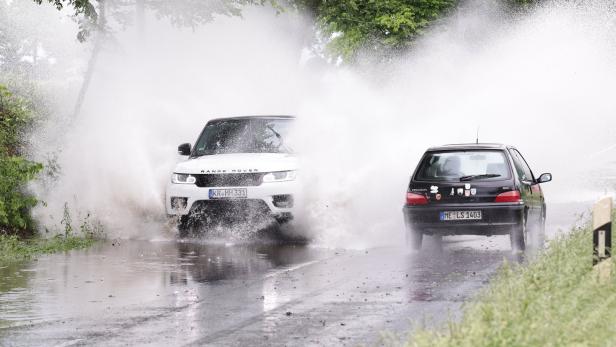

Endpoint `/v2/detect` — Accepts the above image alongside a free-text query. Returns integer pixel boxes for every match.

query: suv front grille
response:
[194,173,264,187]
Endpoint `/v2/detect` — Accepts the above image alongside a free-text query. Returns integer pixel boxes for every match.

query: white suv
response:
[166,116,298,235]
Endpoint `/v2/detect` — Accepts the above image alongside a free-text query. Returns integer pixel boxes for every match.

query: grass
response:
[406,212,616,347]
[0,233,96,264]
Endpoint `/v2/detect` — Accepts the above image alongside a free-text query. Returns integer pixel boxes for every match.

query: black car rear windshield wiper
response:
[459,174,501,181]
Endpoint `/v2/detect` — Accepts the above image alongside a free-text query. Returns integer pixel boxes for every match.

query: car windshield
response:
[192,118,294,156]
[415,150,511,182]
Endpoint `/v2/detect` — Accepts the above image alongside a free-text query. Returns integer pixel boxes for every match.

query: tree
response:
[294,0,542,62]
[30,0,277,118]
[32,0,274,41]
[32,0,544,63]
[308,0,457,62]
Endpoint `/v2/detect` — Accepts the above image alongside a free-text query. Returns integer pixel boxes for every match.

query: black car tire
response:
[510,218,527,252]
[432,234,443,250]
[406,229,423,250]
[538,209,546,247]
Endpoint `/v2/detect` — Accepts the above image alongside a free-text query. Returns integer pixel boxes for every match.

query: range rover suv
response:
[402,144,552,251]
[166,116,297,236]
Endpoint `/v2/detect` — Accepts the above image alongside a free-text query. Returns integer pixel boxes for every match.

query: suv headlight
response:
[171,173,196,184]
[262,170,297,183]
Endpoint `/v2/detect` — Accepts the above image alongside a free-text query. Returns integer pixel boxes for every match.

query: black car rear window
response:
[414,150,512,182]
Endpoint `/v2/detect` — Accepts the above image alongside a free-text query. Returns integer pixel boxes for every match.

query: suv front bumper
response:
[165,180,297,219]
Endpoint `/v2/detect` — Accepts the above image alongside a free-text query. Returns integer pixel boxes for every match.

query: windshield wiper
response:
[459,174,501,181]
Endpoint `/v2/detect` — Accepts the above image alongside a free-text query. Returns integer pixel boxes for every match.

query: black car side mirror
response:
[178,143,191,156]
[537,173,552,183]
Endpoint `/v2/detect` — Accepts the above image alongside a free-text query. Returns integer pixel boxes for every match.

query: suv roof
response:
[208,115,295,122]
[427,143,509,152]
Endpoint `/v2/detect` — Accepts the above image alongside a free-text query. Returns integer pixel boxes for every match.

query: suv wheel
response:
[178,216,192,238]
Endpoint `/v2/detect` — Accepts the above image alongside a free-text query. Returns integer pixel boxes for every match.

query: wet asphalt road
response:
[0,202,586,346]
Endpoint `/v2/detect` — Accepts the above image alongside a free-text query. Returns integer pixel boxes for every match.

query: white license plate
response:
[209,188,247,199]
[440,210,482,221]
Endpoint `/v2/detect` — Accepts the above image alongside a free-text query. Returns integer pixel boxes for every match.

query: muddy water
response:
[0,201,588,346]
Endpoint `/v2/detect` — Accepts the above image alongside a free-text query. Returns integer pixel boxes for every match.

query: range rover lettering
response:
[402,143,552,251]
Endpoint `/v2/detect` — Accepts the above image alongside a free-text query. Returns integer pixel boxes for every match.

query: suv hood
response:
[174,153,298,174]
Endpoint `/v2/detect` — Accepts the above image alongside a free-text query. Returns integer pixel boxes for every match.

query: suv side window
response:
[509,149,534,182]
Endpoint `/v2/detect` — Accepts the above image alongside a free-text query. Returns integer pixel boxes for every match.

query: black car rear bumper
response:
[402,202,524,236]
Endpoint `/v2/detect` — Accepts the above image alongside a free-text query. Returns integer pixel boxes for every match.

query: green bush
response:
[0,85,42,232]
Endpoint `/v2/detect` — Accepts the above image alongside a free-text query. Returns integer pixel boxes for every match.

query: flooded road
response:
[0,202,587,346]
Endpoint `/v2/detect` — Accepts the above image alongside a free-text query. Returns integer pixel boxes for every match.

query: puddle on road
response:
[0,261,39,329]
[0,206,581,346]
[0,240,332,330]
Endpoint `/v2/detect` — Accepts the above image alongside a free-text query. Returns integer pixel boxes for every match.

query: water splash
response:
[21,1,616,247]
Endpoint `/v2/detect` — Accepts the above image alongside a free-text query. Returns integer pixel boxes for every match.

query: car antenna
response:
[475,127,479,144]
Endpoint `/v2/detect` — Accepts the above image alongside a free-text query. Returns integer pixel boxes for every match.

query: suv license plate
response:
[440,211,482,221]
[209,188,247,199]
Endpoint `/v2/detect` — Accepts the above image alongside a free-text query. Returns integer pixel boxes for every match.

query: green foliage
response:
[0,233,96,264]
[0,157,42,229]
[408,212,616,347]
[313,0,457,62]
[31,0,544,62]
[148,0,273,28]
[32,0,275,42]
[60,202,105,239]
[79,211,104,239]
[34,0,98,21]
[0,85,42,232]
[61,201,73,237]
[0,204,104,263]
[0,85,32,155]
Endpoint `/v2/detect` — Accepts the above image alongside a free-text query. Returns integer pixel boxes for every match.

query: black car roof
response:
[426,143,510,152]
[208,115,295,122]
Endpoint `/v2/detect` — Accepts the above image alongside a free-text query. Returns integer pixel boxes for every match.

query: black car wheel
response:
[406,229,423,250]
[538,209,546,247]
[539,213,546,245]
[509,217,527,252]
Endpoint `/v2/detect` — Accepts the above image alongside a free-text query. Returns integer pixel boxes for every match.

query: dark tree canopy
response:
[312,0,457,62]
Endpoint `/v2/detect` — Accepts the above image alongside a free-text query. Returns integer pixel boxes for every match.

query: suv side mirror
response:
[537,173,552,183]
[178,143,191,156]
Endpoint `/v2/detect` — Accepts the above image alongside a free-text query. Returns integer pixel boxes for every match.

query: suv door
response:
[508,148,542,225]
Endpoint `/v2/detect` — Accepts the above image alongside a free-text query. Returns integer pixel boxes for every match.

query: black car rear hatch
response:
[409,181,513,204]
[409,149,515,204]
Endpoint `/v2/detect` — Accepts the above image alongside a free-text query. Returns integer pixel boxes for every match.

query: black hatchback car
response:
[402,144,552,251]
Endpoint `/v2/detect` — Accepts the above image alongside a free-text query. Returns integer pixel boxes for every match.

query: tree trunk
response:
[72,0,107,120]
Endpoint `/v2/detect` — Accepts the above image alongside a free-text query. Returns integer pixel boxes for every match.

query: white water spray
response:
[20,0,616,248]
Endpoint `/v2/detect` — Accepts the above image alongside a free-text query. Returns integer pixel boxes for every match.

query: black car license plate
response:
[440,210,482,221]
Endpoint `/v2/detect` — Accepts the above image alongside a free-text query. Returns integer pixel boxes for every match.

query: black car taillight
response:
[494,190,521,203]
[406,192,428,205]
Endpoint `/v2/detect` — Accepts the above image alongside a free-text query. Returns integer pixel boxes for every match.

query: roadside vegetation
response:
[0,84,104,263]
[406,211,616,346]
[0,85,42,233]
[0,234,95,263]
